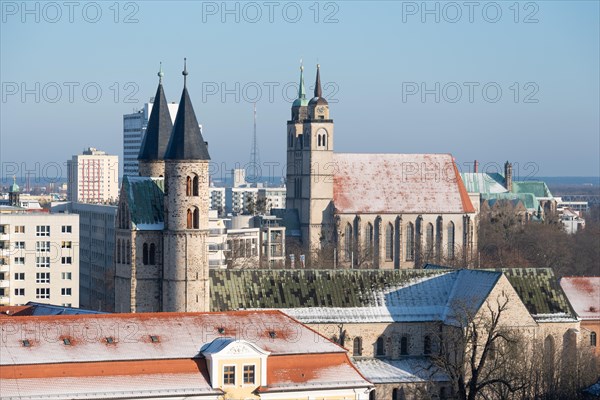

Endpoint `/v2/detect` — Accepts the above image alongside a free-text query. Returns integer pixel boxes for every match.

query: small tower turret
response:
[8,176,20,207]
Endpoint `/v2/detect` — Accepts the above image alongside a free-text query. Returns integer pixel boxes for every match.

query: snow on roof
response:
[0,310,343,367]
[279,270,501,324]
[461,172,508,194]
[353,358,449,384]
[560,277,600,320]
[332,153,475,214]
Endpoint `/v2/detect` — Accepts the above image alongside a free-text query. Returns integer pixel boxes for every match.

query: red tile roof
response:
[333,153,475,214]
[560,277,600,320]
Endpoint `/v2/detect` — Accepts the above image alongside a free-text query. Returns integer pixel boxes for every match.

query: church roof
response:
[560,277,600,320]
[481,192,539,211]
[137,82,173,161]
[332,153,475,214]
[353,358,449,384]
[461,172,507,194]
[121,176,165,230]
[164,86,210,161]
[512,181,553,198]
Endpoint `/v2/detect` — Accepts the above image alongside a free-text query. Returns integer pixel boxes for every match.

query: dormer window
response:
[223,365,235,385]
[243,365,255,384]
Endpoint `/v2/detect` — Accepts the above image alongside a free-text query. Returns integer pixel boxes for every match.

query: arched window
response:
[376,336,385,356]
[392,388,406,400]
[426,223,434,257]
[192,175,199,196]
[591,331,597,347]
[288,132,293,148]
[424,335,431,355]
[369,390,376,400]
[353,337,362,356]
[121,240,126,265]
[543,335,555,381]
[385,223,393,261]
[344,223,353,261]
[447,221,455,259]
[186,176,192,196]
[365,223,373,259]
[193,207,200,229]
[406,223,414,261]
[142,243,149,265]
[149,243,156,265]
[187,209,193,229]
[400,336,408,355]
[126,240,131,264]
[116,239,121,264]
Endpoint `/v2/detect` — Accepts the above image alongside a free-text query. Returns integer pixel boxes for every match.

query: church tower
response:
[162,59,211,312]
[286,64,335,265]
[138,63,173,178]
[8,176,20,207]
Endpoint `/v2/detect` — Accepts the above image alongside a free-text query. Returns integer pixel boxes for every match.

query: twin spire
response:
[138,59,210,163]
[292,61,326,108]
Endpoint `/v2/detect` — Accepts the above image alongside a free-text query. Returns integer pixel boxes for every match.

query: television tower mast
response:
[249,102,261,183]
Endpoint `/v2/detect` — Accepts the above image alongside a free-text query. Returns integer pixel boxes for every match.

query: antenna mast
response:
[249,103,261,183]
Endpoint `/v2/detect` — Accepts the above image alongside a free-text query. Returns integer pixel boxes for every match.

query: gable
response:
[332,153,475,214]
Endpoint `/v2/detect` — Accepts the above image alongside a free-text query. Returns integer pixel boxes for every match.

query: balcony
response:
[0,280,10,288]
[0,265,9,273]
[0,296,9,305]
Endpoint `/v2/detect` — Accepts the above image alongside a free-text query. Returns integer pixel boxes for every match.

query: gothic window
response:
[424,335,431,355]
[116,239,121,264]
[344,223,353,261]
[192,175,199,196]
[299,134,304,149]
[426,223,434,258]
[126,240,131,264]
[288,132,293,148]
[447,221,455,259]
[142,243,149,265]
[353,337,362,356]
[406,223,414,261]
[187,209,193,229]
[376,336,385,356]
[193,207,200,229]
[186,176,192,196]
[122,240,126,265]
[400,336,408,355]
[436,217,443,259]
[385,223,393,261]
[365,223,373,259]
[149,243,156,265]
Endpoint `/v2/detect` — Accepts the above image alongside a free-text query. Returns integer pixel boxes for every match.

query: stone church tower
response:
[162,59,211,312]
[286,64,335,265]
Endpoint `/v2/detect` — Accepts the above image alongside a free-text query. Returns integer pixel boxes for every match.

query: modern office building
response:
[66,147,119,204]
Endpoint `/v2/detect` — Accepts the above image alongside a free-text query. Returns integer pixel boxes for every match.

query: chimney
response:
[474,160,479,173]
[504,161,513,191]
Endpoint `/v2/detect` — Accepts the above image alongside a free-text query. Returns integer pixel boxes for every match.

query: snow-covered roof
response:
[353,357,449,384]
[560,277,600,320]
[332,153,475,214]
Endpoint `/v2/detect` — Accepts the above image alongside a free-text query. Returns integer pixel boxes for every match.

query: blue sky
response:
[1,0,599,181]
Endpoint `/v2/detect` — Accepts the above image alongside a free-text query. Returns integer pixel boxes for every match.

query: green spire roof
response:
[292,61,308,107]
[9,176,19,193]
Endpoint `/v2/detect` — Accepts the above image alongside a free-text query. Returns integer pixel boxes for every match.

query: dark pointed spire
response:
[138,64,174,161]
[314,64,322,98]
[164,60,210,161]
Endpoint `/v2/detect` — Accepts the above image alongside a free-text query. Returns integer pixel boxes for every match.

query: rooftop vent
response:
[268,331,277,339]
[22,339,31,347]
[63,338,71,346]
[105,337,114,344]
[218,327,225,334]
[150,335,159,343]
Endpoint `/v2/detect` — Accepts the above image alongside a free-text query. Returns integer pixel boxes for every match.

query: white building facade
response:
[67,147,119,204]
[0,212,79,307]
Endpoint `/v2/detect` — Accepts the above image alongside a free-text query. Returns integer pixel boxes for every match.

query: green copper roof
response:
[292,63,308,107]
[121,176,165,229]
[481,192,539,210]
[460,173,507,194]
[9,182,19,193]
[512,181,553,198]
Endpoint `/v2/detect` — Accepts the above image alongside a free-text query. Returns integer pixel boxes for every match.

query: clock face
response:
[317,106,326,114]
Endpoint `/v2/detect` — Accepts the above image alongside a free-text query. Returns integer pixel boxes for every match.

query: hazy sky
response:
[1,1,599,183]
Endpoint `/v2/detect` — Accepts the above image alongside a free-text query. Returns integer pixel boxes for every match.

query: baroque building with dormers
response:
[285,64,479,268]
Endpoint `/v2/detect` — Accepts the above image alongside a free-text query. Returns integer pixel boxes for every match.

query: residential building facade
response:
[67,147,119,204]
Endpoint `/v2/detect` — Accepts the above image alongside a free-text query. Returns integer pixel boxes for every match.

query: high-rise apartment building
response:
[67,147,119,204]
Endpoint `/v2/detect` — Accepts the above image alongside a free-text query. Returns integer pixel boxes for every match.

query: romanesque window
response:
[187,209,193,229]
[344,223,353,261]
[193,207,200,229]
[447,221,455,259]
[591,331,597,347]
[385,223,393,261]
[376,336,385,356]
[365,223,373,259]
[142,243,149,265]
[426,223,434,258]
[317,131,327,149]
[192,175,199,196]
[423,335,431,355]
[149,243,156,265]
[406,223,414,261]
[186,176,192,196]
[353,337,362,356]
[400,336,408,355]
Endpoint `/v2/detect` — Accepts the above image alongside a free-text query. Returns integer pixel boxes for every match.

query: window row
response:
[13,287,72,297]
[116,239,131,264]
[223,365,255,385]
[358,335,433,357]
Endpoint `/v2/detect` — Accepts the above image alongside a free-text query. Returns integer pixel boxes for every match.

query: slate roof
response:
[332,153,475,214]
[353,358,449,384]
[461,172,507,194]
[121,176,165,230]
[138,82,173,161]
[164,86,210,161]
[560,277,600,320]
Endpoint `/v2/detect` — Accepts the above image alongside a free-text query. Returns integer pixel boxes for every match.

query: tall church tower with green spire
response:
[286,64,335,265]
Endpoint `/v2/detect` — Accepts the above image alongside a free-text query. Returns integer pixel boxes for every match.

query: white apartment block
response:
[0,212,79,307]
[209,187,226,214]
[208,210,227,269]
[226,187,258,214]
[67,148,119,204]
[123,102,178,176]
[258,187,286,211]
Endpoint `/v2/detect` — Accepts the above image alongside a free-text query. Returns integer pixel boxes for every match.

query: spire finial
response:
[158,62,164,84]
[314,63,322,98]
[298,58,306,100]
[182,58,188,87]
